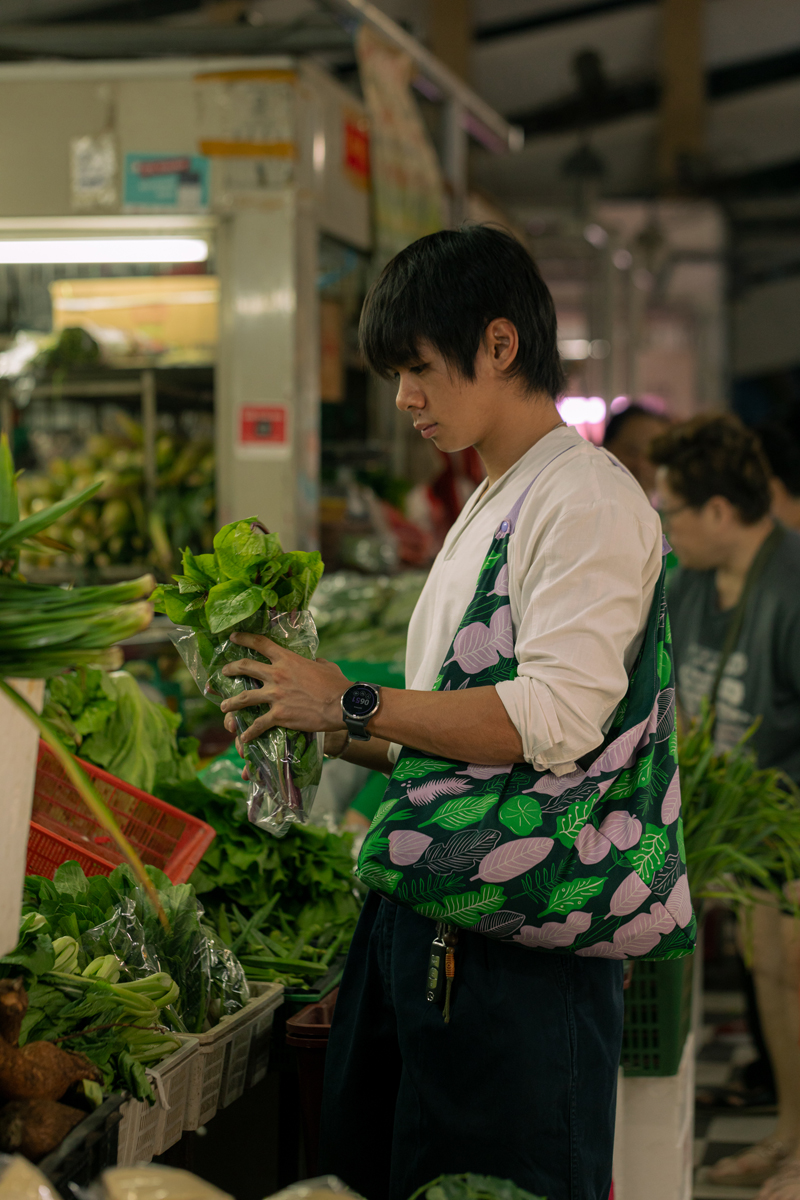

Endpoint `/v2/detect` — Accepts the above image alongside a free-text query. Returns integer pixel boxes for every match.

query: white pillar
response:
[0,678,44,957]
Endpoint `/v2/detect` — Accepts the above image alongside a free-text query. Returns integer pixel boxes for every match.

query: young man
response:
[652,416,800,1199]
[220,226,662,1200]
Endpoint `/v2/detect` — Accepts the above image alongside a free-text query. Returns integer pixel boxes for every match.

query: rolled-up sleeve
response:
[495,498,661,774]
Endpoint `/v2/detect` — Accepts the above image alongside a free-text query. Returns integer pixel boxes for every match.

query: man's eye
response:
[410,364,427,375]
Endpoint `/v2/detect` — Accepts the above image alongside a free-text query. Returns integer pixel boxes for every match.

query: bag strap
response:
[708,522,785,712]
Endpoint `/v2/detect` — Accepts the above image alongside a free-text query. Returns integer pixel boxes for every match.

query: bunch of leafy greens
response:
[160,778,362,989]
[43,667,198,795]
[0,877,184,1101]
[153,519,325,822]
[680,703,800,908]
[151,519,323,635]
[15,863,248,1036]
[407,1176,545,1200]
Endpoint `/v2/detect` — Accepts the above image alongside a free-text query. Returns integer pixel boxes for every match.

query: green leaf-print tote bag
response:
[356,470,696,961]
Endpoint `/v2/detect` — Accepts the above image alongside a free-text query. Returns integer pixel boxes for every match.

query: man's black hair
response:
[603,403,669,448]
[757,422,800,497]
[359,225,565,400]
[650,414,771,524]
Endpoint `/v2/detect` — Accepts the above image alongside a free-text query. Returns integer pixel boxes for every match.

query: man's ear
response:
[484,318,519,373]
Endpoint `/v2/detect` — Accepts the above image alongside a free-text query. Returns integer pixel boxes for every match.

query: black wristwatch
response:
[341,682,381,741]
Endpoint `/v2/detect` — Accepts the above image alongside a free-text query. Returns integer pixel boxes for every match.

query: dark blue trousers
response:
[319,892,623,1200]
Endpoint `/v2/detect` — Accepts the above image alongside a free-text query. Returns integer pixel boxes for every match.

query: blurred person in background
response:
[603,403,670,497]
[651,415,800,1199]
[758,422,800,532]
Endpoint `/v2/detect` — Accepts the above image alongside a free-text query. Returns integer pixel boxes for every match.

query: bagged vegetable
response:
[153,519,325,837]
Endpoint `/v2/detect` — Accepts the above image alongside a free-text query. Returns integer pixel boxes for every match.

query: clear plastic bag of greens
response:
[171,609,324,837]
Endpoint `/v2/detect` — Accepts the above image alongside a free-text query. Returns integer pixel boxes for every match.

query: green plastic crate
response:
[621,955,694,1076]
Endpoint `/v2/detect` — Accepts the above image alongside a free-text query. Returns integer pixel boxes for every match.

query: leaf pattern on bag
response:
[475,909,526,938]
[406,775,472,807]
[608,871,652,917]
[444,604,514,673]
[489,562,510,596]
[358,860,402,895]
[419,792,499,830]
[388,830,433,866]
[354,474,694,960]
[626,823,669,885]
[393,757,455,782]
[499,795,543,836]
[575,824,612,864]
[650,852,682,897]
[598,810,642,851]
[660,770,681,825]
[665,874,693,928]
[471,837,554,883]
[555,793,600,847]
[370,797,399,827]
[656,688,675,741]
[540,876,605,916]
[613,902,675,957]
[457,763,514,779]
[416,828,502,874]
[515,910,592,948]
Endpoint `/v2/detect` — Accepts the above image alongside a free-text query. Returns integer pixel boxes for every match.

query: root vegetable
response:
[0,1036,100,1102]
[0,1098,85,1161]
[0,980,27,1047]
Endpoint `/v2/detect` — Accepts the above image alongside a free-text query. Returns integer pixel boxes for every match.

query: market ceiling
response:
[1,0,799,292]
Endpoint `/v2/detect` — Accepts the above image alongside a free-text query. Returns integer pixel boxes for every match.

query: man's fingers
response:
[221,657,272,680]
[224,712,237,734]
[221,686,273,713]
[239,712,277,743]
[230,631,290,656]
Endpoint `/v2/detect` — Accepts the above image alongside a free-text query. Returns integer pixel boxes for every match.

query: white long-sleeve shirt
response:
[394,424,662,774]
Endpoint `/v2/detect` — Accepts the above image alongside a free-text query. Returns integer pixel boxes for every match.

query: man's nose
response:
[396,375,423,412]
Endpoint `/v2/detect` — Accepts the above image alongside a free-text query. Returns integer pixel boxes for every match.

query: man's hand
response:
[220,631,348,747]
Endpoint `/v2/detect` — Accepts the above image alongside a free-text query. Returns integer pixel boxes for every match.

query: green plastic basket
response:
[621,955,694,1076]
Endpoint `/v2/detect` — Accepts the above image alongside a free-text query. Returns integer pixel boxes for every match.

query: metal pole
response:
[141,368,157,509]
[443,99,468,228]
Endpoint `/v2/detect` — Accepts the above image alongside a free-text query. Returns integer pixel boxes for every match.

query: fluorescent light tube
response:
[0,237,208,264]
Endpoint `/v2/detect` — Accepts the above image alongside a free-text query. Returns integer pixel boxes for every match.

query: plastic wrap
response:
[79,869,249,1033]
[171,609,324,836]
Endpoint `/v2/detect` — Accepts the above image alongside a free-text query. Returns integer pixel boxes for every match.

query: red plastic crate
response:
[27,741,215,883]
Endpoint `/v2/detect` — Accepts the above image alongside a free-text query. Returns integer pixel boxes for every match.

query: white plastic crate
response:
[246,982,284,1088]
[184,984,284,1128]
[117,1037,198,1165]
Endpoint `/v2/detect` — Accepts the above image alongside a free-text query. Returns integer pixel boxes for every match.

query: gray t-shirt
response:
[668,529,800,782]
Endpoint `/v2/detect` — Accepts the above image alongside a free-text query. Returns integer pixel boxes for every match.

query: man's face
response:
[656,468,735,570]
[393,339,503,455]
[606,414,667,495]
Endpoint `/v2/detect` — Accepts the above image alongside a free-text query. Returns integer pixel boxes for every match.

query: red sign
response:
[239,405,287,445]
[343,115,370,190]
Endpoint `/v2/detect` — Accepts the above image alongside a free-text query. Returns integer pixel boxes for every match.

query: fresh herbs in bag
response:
[152,519,325,836]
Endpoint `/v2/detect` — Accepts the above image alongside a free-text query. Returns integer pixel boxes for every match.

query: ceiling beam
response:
[0,0,135,21]
[325,0,523,152]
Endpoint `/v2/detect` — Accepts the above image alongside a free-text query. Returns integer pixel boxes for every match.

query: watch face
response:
[345,684,378,718]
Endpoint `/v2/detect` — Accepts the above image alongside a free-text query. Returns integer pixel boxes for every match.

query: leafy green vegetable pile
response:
[160,779,363,990]
[2,906,180,1102]
[1,860,249,1099]
[311,570,427,665]
[153,519,326,831]
[408,1175,545,1200]
[43,666,198,795]
[679,705,800,908]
